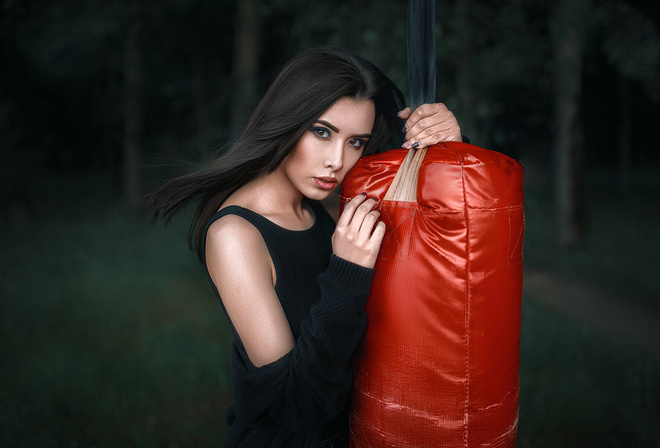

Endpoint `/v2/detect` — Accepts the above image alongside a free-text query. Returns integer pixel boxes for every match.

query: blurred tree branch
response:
[552,0,591,247]
[231,0,261,137]
[124,17,145,210]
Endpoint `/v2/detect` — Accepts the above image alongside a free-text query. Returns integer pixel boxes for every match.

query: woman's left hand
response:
[398,103,462,149]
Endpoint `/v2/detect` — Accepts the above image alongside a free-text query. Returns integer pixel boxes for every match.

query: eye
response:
[348,138,368,149]
[311,127,330,138]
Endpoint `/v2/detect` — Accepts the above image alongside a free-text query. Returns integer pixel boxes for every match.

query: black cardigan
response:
[223,256,373,447]
[203,203,374,447]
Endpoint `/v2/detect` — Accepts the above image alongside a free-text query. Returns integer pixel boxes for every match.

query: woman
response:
[149,47,461,447]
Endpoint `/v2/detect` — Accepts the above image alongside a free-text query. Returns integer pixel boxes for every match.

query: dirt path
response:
[523,269,660,358]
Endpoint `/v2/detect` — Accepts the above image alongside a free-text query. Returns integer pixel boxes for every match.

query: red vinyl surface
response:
[340,142,524,447]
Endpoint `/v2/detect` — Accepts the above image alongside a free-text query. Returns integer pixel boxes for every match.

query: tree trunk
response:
[618,77,632,196]
[192,51,214,136]
[123,18,145,210]
[553,0,590,247]
[231,0,261,137]
[454,0,475,136]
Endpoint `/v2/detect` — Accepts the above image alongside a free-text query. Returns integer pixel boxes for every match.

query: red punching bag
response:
[340,143,524,447]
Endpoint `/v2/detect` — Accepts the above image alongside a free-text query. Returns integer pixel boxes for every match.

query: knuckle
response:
[416,127,430,139]
[357,202,372,212]
[344,200,359,211]
[419,117,434,130]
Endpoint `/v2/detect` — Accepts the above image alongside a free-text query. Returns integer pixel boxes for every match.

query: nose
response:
[323,143,344,171]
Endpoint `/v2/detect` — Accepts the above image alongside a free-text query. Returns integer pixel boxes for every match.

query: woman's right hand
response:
[332,194,386,269]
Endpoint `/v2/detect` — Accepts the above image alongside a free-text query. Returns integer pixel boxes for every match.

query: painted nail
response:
[360,192,367,196]
[402,125,408,133]
[411,141,420,149]
[370,197,379,202]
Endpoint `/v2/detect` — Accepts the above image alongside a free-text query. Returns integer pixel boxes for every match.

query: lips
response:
[314,177,338,190]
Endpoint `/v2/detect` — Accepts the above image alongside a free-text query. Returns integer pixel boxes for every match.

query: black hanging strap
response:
[407,0,436,111]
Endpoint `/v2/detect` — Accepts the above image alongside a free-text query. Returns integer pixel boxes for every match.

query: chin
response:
[305,190,333,201]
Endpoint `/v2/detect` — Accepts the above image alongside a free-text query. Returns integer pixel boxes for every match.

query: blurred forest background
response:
[1,0,659,447]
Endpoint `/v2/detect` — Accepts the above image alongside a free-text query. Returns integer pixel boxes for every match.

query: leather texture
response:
[340,142,524,448]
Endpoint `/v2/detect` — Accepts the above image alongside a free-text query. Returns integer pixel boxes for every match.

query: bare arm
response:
[205,195,385,368]
[206,214,295,368]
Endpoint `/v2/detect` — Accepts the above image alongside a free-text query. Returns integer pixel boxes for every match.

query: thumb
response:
[397,107,412,120]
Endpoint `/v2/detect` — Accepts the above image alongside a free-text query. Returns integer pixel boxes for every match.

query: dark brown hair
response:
[148,47,404,260]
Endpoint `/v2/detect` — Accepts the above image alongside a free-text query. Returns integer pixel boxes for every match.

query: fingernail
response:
[402,125,407,133]
[360,192,367,196]
[370,197,378,201]
[411,142,420,149]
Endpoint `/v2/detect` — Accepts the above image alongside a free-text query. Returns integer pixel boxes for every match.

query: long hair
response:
[148,47,405,260]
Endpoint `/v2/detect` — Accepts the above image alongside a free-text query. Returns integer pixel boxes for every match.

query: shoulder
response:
[207,211,262,248]
[205,212,273,285]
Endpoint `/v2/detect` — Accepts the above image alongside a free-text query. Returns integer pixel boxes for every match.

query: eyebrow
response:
[315,120,372,139]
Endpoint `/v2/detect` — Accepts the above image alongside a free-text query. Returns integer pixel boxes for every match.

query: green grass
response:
[518,166,660,447]
[518,299,660,447]
[0,183,233,447]
[524,167,660,311]
[1,169,659,446]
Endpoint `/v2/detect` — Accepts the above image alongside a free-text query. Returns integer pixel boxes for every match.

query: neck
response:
[223,169,312,228]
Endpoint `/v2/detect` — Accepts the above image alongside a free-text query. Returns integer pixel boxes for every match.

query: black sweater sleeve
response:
[229,255,373,434]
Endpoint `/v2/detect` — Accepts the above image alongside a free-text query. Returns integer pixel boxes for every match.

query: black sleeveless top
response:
[203,200,336,343]
[202,199,374,447]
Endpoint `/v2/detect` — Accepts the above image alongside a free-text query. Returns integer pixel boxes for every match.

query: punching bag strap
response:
[384,0,436,202]
[407,0,436,111]
[383,146,428,202]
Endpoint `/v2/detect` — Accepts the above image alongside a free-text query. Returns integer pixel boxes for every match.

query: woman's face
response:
[280,97,375,201]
